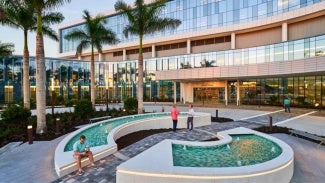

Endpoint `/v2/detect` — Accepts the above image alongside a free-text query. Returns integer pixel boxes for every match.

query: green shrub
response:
[2,105,31,123]
[56,95,65,105]
[270,95,278,105]
[123,97,138,111]
[74,99,94,121]
[65,99,75,107]
[1,105,31,135]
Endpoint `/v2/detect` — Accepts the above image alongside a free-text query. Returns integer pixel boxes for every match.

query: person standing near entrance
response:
[170,105,179,132]
[284,98,291,113]
[187,104,195,131]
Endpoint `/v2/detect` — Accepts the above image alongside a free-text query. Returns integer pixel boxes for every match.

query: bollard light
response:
[55,117,61,135]
[269,116,273,132]
[27,125,33,144]
[215,109,218,119]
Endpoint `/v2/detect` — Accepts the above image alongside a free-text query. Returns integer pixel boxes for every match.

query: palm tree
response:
[0,41,14,56]
[64,10,118,108]
[25,0,71,134]
[0,7,7,19]
[1,0,63,109]
[115,0,181,113]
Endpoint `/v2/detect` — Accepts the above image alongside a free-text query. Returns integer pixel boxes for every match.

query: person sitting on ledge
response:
[73,135,97,175]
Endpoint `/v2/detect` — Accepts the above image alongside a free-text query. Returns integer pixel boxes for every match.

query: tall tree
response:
[0,0,63,109]
[64,10,118,108]
[0,7,7,19]
[115,0,181,113]
[25,0,70,134]
[0,41,14,56]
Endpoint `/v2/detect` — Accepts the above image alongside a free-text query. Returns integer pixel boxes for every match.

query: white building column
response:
[187,39,191,54]
[152,44,156,58]
[78,55,82,60]
[180,82,183,104]
[174,82,177,104]
[237,79,240,106]
[123,49,126,61]
[282,22,288,42]
[99,53,103,62]
[231,33,236,49]
[225,80,228,106]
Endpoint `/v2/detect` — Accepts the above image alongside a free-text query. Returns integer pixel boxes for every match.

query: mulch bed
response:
[116,129,172,150]
[253,126,290,134]
[211,117,234,122]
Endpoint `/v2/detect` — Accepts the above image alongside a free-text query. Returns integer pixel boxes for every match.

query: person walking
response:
[284,97,291,113]
[170,104,179,132]
[187,104,195,131]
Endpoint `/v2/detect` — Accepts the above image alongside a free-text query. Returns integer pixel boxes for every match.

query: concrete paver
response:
[0,104,324,183]
[276,116,325,136]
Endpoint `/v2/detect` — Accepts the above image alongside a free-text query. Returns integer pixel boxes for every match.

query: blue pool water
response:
[64,112,188,152]
[172,134,282,167]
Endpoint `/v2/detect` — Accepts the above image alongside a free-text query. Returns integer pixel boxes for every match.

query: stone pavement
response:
[53,121,262,183]
[272,134,325,183]
[0,135,66,183]
[0,105,324,183]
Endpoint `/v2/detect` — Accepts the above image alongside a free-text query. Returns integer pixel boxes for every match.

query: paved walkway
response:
[0,105,324,183]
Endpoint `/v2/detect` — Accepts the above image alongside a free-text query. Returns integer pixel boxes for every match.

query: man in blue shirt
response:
[284,98,291,113]
[73,135,96,175]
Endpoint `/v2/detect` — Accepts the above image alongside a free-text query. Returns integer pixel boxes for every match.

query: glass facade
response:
[143,34,325,69]
[239,76,325,107]
[1,33,325,107]
[0,56,179,104]
[60,0,324,53]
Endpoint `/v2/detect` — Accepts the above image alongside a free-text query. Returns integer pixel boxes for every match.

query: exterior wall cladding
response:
[1,0,325,108]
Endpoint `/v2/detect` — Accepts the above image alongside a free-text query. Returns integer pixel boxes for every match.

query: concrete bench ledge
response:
[55,112,211,177]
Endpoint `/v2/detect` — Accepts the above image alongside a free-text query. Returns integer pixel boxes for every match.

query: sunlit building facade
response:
[3,0,325,107]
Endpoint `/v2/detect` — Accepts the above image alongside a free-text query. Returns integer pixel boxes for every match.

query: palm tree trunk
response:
[138,35,144,114]
[90,45,95,108]
[35,12,47,134]
[23,30,30,109]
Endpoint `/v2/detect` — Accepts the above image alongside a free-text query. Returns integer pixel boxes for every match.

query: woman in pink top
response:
[170,104,179,132]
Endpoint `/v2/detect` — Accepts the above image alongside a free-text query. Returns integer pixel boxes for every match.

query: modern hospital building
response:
[1,0,325,108]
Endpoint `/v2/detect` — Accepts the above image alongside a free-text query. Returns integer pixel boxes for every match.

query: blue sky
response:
[0,0,134,57]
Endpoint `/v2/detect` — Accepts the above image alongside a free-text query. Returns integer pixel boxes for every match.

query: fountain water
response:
[227,144,230,149]
[183,145,187,150]
[236,137,240,141]
[271,146,275,152]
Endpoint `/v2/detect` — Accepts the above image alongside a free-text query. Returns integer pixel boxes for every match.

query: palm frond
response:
[41,24,58,41]
[123,24,138,38]
[146,17,181,34]
[64,29,89,41]
[0,42,14,56]
[115,0,135,24]
[76,40,90,56]
[44,0,72,10]
[97,27,119,45]
[42,12,64,25]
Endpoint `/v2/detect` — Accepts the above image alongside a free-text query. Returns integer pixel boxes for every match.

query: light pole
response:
[106,83,109,112]
[51,78,55,117]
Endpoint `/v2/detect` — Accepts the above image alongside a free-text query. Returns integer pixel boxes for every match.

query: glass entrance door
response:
[193,87,224,104]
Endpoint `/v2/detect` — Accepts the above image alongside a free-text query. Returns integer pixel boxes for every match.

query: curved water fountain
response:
[54,112,211,177]
[116,127,294,183]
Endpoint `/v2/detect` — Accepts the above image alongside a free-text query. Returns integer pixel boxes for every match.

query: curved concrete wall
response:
[54,112,211,177]
[116,127,294,183]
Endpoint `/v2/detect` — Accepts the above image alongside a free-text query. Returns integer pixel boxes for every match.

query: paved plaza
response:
[0,104,324,183]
